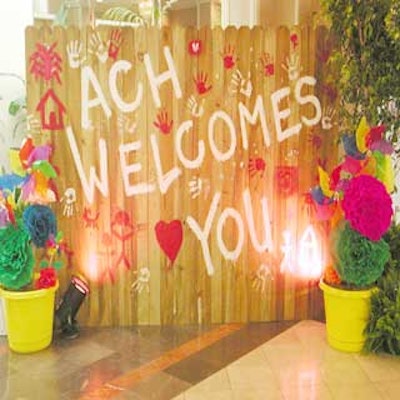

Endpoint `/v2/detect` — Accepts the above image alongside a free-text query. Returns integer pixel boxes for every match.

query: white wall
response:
[0,1,32,79]
[222,0,259,27]
[0,1,32,171]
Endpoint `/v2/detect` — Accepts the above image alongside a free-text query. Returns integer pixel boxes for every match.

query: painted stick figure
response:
[111,210,137,270]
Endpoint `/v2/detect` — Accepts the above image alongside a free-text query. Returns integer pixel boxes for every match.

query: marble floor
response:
[1,320,400,399]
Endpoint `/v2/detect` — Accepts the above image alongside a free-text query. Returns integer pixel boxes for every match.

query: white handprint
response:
[281,54,302,81]
[131,267,151,294]
[26,114,41,135]
[252,264,273,293]
[67,40,85,69]
[189,176,203,199]
[117,115,137,135]
[61,187,77,218]
[89,32,108,63]
[229,70,253,97]
[186,95,205,118]
[321,107,336,130]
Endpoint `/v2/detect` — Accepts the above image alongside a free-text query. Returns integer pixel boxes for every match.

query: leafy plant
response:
[101,7,146,26]
[321,0,400,136]
[364,224,400,354]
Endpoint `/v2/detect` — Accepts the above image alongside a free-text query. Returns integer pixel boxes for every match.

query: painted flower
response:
[23,204,57,248]
[342,174,393,241]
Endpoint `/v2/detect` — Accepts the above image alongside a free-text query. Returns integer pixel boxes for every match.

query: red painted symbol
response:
[36,89,66,130]
[248,157,266,178]
[154,110,173,134]
[82,207,100,229]
[111,209,138,270]
[108,29,123,61]
[194,71,212,95]
[260,53,274,77]
[221,45,236,70]
[155,220,183,268]
[188,39,202,56]
[29,42,62,85]
[275,166,299,197]
[290,33,299,50]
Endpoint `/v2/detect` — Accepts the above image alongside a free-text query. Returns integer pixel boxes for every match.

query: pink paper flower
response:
[342,175,393,241]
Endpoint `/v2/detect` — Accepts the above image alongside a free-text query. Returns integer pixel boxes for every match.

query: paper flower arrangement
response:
[312,117,394,288]
[0,137,66,291]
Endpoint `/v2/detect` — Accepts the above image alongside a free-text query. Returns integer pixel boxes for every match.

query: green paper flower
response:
[0,223,34,290]
[332,222,390,287]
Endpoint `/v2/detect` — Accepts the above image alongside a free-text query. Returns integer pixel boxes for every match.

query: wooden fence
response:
[25,24,338,326]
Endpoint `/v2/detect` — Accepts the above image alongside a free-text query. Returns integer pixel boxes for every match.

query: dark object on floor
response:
[54,275,90,339]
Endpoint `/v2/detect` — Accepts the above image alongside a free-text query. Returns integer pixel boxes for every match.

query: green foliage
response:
[332,222,390,287]
[0,223,34,290]
[321,0,400,135]
[101,7,146,25]
[364,224,400,354]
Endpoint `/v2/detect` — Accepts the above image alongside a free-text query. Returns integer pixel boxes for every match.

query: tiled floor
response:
[1,320,400,399]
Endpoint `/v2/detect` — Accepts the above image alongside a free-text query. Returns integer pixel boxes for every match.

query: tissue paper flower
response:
[342,175,393,241]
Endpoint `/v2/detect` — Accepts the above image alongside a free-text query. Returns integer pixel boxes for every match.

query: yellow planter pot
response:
[0,282,58,353]
[319,280,375,353]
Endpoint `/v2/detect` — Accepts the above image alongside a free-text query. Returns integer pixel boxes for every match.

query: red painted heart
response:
[188,39,202,56]
[155,220,183,264]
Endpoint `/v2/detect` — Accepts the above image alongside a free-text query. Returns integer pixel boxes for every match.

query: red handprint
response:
[260,53,275,77]
[290,33,299,50]
[108,29,123,61]
[221,45,236,69]
[154,110,173,134]
[194,72,212,95]
[248,157,266,178]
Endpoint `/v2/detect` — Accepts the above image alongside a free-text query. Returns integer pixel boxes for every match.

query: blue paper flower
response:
[22,204,57,248]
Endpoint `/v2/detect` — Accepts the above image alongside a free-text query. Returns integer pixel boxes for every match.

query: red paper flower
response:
[342,175,393,241]
[35,267,57,289]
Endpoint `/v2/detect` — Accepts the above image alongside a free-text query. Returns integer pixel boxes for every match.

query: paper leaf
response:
[356,116,369,153]
[342,133,365,160]
[9,149,26,176]
[0,174,25,191]
[373,152,394,193]
[32,160,57,178]
[19,137,34,166]
[53,260,64,270]
[318,166,334,198]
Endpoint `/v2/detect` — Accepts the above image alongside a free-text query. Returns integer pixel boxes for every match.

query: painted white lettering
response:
[280,230,296,274]
[298,225,323,278]
[66,126,109,204]
[150,134,182,194]
[81,65,111,129]
[119,141,156,196]
[175,120,205,169]
[243,189,273,252]
[109,60,143,113]
[208,110,237,162]
[144,46,182,108]
[271,86,301,142]
[186,193,221,276]
[295,76,322,127]
[238,95,271,149]
[216,208,244,260]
